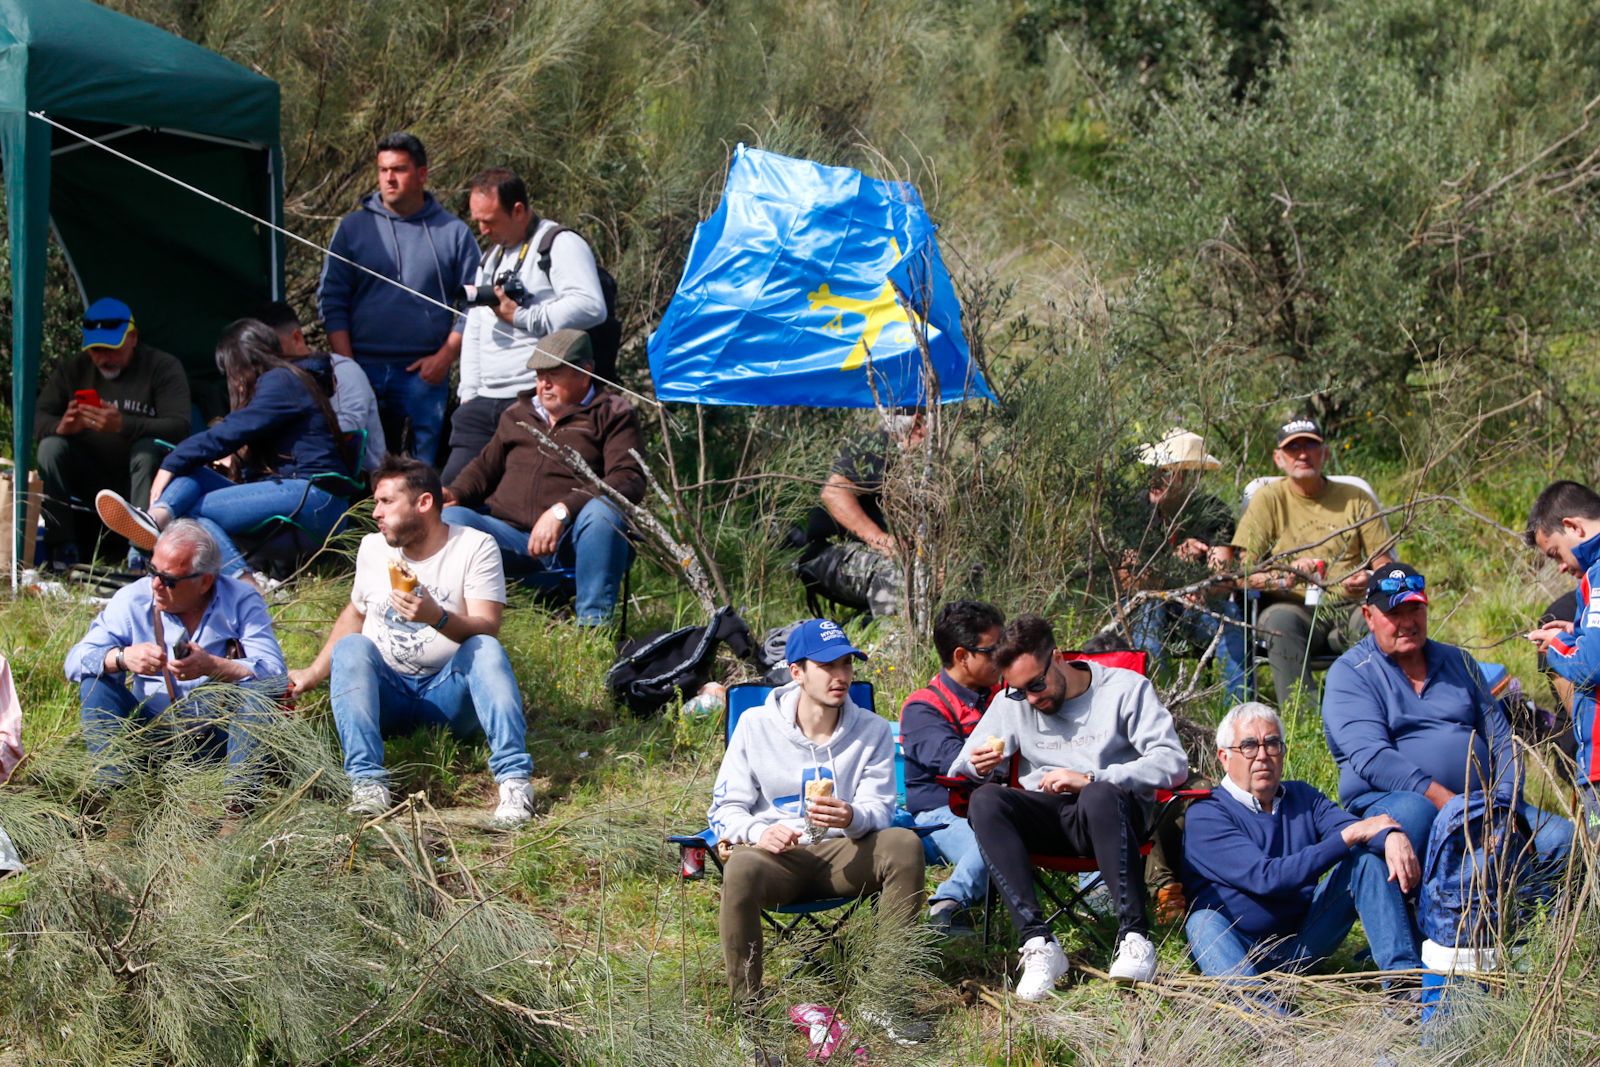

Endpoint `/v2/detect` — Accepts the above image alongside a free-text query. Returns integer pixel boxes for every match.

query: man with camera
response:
[318,132,480,466]
[439,166,608,484]
[34,297,191,568]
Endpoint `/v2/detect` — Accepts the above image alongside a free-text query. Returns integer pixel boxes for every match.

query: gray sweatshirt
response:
[948,661,1188,796]
[708,682,898,846]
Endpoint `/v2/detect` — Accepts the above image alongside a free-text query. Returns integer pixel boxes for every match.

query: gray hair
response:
[1216,701,1283,750]
[157,519,223,576]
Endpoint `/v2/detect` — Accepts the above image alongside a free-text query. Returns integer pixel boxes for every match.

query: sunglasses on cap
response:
[1372,574,1426,595]
[83,317,130,331]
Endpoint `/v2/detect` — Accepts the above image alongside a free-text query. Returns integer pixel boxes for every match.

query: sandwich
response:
[985,735,1005,755]
[388,558,418,593]
[805,778,835,803]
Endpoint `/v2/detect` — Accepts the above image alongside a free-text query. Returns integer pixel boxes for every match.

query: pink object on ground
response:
[0,655,20,785]
[788,1003,868,1061]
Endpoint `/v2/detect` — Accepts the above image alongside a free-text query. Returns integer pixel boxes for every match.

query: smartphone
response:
[173,636,191,660]
[73,388,102,408]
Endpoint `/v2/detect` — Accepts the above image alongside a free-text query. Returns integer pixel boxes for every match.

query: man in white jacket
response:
[441,167,607,483]
[707,618,925,1011]
[949,614,1188,999]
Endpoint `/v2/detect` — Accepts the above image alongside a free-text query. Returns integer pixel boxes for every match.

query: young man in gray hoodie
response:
[707,619,925,1017]
[318,132,479,466]
[949,614,1188,999]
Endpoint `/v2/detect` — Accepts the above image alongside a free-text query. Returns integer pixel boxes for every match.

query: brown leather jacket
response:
[448,391,645,530]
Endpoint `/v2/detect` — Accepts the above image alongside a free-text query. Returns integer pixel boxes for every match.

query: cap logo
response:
[1281,419,1317,436]
[818,621,846,643]
[1387,569,1405,580]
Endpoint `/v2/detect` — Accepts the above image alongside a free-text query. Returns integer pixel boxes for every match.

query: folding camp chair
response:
[668,680,927,974]
[963,649,1210,950]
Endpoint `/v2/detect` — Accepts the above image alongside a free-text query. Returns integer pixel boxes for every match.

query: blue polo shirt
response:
[1322,635,1515,807]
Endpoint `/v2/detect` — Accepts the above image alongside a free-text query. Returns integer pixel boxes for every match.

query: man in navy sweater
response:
[1182,702,1421,977]
[899,599,1003,933]
[1321,563,1573,870]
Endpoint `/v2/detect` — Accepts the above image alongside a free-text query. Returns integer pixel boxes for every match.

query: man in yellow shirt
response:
[1228,418,1395,705]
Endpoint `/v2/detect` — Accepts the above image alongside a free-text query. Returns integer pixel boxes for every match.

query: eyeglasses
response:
[1372,573,1426,595]
[150,568,206,589]
[83,317,130,331]
[964,643,997,657]
[1225,736,1286,758]
[1003,662,1053,701]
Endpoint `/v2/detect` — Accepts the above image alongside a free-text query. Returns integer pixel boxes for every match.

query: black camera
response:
[454,270,529,308]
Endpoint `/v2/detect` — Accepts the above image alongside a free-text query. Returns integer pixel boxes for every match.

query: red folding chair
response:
[960,649,1210,949]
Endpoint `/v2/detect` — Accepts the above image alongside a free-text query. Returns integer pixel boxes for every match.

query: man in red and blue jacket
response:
[899,600,1003,932]
[1527,480,1600,831]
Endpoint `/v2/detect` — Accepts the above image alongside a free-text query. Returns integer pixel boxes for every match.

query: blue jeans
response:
[1186,847,1422,977]
[159,467,346,578]
[1347,789,1575,890]
[913,805,989,908]
[356,357,448,467]
[442,497,632,625]
[329,633,532,784]
[1129,595,1248,700]
[79,675,273,790]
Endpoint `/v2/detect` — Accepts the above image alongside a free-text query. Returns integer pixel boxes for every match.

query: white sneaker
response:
[1108,930,1157,984]
[1015,935,1069,1001]
[491,778,534,828]
[346,780,392,817]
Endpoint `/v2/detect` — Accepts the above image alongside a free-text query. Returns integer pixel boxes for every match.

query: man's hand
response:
[55,401,87,436]
[287,667,321,696]
[527,507,567,557]
[440,486,459,506]
[865,530,897,558]
[756,824,801,854]
[1385,831,1421,893]
[387,585,442,625]
[1340,567,1372,596]
[492,287,520,325]
[1292,557,1327,579]
[169,645,223,682]
[122,642,168,676]
[970,742,1006,777]
[1341,813,1400,847]
[1424,781,1457,811]
[406,344,457,386]
[79,404,124,434]
[808,795,854,830]
[1038,769,1093,795]
[1528,622,1574,653]
[1175,537,1210,563]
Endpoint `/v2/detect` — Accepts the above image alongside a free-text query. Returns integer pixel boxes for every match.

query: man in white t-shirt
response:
[288,455,534,827]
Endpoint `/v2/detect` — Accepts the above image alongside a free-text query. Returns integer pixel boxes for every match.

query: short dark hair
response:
[469,166,529,213]
[372,453,443,504]
[932,600,1005,668]
[994,613,1056,671]
[251,300,302,334]
[376,131,427,168]
[1526,480,1600,546]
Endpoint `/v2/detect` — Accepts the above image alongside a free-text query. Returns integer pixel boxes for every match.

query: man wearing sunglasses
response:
[34,297,190,568]
[1322,563,1573,875]
[1182,702,1421,980]
[947,614,1188,998]
[64,520,285,796]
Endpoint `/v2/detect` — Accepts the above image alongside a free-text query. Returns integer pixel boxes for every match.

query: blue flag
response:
[647,145,995,408]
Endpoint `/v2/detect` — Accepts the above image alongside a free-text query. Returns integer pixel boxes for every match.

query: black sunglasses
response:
[963,643,997,656]
[1003,661,1054,701]
[83,317,130,331]
[1226,736,1286,758]
[150,567,206,589]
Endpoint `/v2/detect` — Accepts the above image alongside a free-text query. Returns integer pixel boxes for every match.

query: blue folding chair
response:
[669,680,929,969]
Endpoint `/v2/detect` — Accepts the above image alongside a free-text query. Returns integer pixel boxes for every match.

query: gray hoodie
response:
[948,661,1188,796]
[708,682,898,846]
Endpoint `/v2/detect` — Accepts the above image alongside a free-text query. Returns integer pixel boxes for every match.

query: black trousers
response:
[440,396,519,486]
[968,780,1147,946]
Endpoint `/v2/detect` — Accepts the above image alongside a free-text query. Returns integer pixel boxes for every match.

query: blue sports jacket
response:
[1545,530,1600,785]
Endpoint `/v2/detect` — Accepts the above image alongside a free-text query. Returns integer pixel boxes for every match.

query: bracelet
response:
[435,608,449,630]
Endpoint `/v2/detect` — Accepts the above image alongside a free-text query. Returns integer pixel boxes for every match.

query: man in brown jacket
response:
[442,329,643,625]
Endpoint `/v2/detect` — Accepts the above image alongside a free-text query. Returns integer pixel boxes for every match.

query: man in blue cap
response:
[34,298,190,567]
[707,618,925,1046]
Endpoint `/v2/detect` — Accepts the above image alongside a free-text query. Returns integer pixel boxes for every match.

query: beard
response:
[380,512,423,549]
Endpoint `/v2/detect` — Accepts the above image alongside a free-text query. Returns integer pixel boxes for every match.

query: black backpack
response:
[537,224,622,383]
[604,606,757,716]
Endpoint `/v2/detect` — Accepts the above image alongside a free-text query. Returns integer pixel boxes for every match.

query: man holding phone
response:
[34,297,190,567]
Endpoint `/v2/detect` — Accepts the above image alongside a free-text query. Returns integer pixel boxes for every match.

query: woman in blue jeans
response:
[96,319,355,587]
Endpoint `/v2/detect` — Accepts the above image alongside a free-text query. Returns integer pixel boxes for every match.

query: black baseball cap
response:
[1366,562,1429,611]
[1277,417,1324,447]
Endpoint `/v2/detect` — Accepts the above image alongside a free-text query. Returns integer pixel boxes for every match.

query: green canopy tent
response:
[0,0,283,566]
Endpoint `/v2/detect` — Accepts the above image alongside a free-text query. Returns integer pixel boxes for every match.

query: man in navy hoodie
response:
[318,132,479,466]
[1526,481,1600,835]
[1182,702,1421,978]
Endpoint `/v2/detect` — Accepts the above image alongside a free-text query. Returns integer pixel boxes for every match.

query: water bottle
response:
[1303,560,1326,606]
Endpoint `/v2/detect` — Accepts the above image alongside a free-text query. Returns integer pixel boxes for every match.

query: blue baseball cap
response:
[785,618,868,665]
[82,297,135,350]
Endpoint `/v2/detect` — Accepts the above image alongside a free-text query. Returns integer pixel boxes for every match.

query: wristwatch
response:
[551,502,571,524]
[1084,771,1097,784]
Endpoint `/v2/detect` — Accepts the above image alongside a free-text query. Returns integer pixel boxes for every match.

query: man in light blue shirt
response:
[65,520,286,792]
